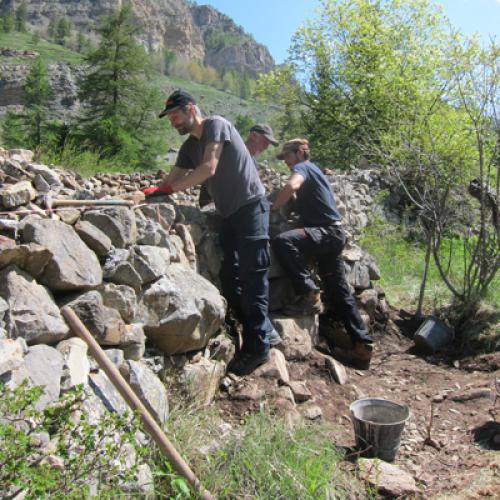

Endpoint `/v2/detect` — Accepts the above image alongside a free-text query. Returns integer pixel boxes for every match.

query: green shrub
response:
[0,381,145,498]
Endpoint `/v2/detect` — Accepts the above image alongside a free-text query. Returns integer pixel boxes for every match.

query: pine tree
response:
[2,57,52,149]
[47,17,56,40]
[15,2,27,32]
[77,5,162,165]
[2,12,15,33]
[55,17,71,45]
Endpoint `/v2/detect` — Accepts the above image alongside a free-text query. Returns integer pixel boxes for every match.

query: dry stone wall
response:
[0,146,389,493]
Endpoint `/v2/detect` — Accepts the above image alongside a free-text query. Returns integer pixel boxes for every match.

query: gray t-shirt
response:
[175,116,265,217]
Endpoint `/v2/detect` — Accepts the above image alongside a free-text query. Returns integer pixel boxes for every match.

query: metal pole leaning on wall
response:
[61,306,215,500]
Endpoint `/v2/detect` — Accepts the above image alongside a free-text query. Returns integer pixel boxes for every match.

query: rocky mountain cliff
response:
[0,0,275,76]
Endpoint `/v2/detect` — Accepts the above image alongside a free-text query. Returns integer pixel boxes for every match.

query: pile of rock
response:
[0,147,387,492]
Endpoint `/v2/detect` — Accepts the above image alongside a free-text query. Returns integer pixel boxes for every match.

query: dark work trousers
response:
[272,225,372,343]
[219,197,273,354]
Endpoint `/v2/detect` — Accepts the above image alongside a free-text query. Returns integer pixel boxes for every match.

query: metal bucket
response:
[413,316,454,354]
[349,398,410,462]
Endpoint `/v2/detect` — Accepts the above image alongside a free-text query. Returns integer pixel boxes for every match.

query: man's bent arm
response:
[272,173,305,210]
[161,166,190,187]
[170,142,222,192]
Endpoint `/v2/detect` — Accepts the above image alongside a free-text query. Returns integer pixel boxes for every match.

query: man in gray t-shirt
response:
[144,90,275,376]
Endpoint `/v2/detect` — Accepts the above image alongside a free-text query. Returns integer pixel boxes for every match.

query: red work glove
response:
[143,185,174,197]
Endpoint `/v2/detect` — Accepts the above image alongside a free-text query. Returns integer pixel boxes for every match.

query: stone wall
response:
[0,147,388,492]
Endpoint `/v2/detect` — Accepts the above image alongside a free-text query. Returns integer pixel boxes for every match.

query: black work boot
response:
[227,350,269,376]
[284,290,323,317]
[331,340,374,370]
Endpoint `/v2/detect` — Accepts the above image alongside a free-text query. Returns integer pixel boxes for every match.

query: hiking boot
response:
[331,341,374,370]
[284,291,323,317]
[227,350,269,376]
[267,328,282,347]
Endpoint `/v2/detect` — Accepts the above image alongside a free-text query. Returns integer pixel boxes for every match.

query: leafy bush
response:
[0,381,145,498]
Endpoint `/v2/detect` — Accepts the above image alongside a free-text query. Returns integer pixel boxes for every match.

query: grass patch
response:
[0,31,84,65]
[149,396,362,499]
[38,145,162,177]
[359,218,500,313]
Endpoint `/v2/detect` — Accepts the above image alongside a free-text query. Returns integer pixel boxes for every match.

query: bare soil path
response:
[219,310,500,498]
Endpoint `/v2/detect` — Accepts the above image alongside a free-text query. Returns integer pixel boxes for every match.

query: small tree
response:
[235,114,253,137]
[55,17,71,45]
[2,11,15,33]
[2,57,53,150]
[77,5,162,166]
[15,1,28,32]
[47,17,56,40]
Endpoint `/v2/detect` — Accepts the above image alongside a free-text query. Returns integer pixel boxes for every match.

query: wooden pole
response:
[61,306,214,500]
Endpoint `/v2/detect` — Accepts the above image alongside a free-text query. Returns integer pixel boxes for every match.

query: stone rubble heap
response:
[0,148,388,493]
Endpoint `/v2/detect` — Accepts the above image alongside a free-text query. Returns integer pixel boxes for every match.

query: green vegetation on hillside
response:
[0,31,84,64]
[256,0,498,326]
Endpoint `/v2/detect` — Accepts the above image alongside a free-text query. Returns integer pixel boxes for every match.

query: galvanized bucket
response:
[349,398,410,462]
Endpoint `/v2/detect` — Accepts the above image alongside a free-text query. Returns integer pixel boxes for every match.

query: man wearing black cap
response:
[145,89,275,376]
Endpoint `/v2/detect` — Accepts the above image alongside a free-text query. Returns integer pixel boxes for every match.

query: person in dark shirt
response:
[144,90,276,376]
[198,123,278,208]
[271,138,374,367]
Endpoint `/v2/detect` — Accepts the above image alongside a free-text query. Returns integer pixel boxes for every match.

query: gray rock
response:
[0,242,52,277]
[196,233,221,281]
[33,173,51,193]
[83,207,137,248]
[272,315,318,360]
[138,263,226,355]
[357,288,378,319]
[358,459,419,497]
[254,349,289,383]
[182,357,225,405]
[65,291,126,346]
[136,217,171,247]
[89,370,128,414]
[174,223,196,269]
[0,265,69,345]
[104,348,125,368]
[75,220,112,256]
[103,248,143,290]
[288,380,312,403]
[120,360,168,426]
[121,323,146,361]
[320,352,348,385]
[302,404,322,420]
[25,344,64,410]
[137,203,176,230]
[0,338,24,377]
[0,180,36,208]
[100,283,138,323]
[348,261,371,290]
[22,219,102,291]
[26,163,61,187]
[57,337,90,389]
[131,245,170,284]
[58,208,80,225]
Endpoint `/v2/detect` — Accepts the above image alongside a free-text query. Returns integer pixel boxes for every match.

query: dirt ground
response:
[218,310,500,498]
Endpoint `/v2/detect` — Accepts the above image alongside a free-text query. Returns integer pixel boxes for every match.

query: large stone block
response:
[0,265,69,345]
[83,207,137,248]
[271,315,318,360]
[22,219,102,291]
[138,263,226,355]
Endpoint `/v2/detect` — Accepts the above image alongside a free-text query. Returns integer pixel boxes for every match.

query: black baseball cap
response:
[159,90,196,118]
[250,123,279,146]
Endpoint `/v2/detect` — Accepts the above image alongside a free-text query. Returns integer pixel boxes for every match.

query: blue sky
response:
[200,0,500,64]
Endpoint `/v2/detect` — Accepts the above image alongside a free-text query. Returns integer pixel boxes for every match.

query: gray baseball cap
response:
[250,123,279,146]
